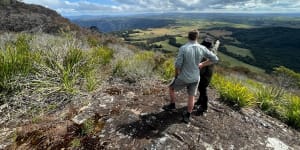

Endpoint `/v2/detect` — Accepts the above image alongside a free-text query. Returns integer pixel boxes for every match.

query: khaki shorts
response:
[170,78,199,96]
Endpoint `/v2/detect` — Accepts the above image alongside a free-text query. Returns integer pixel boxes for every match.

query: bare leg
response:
[187,95,195,113]
[169,87,176,103]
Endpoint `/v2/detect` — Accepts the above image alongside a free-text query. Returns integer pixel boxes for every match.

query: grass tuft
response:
[0,34,37,91]
[284,95,300,129]
[256,86,285,116]
[113,51,156,80]
[212,73,255,108]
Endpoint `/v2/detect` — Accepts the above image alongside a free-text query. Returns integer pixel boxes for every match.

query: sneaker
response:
[182,111,191,124]
[162,103,176,111]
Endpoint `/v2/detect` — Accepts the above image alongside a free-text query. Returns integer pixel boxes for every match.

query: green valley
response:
[107,15,300,74]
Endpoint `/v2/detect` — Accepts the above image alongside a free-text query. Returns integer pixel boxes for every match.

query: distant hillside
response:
[72,18,175,32]
[71,13,300,33]
[0,1,80,33]
[219,27,300,72]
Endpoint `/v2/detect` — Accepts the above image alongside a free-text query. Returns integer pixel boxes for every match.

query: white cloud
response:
[23,0,300,15]
[23,0,61,7]
[24,0,122,15]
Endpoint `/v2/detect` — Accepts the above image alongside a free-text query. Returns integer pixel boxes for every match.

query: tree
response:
[89,26,101,33]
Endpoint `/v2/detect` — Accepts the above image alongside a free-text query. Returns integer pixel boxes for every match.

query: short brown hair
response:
[188,30,199,41]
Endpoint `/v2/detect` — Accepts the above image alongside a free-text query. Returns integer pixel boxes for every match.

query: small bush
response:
[113,51,156,80]
[52,47,103,93]
[0,34,37,90]
[211,73,255,108]
[91,46,114,65]
[256,86,284,116]
[284,95,300,129]
[85,70,98,92]
[87,35,100,47]
[81,119,94,135]
[63,48,85,71]
[160,58,175,80]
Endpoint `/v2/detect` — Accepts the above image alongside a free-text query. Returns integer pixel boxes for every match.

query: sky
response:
[22,0,300,16]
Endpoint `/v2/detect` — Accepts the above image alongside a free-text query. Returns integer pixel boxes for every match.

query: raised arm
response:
[199,46,219,69]
[211,40,220,54]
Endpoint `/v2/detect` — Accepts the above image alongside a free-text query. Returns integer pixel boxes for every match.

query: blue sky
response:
[23,0,300,16]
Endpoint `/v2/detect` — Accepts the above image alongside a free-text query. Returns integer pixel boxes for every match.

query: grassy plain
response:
[153,40,178,52]
[224,45,254,59]
[218,52,265,74]
[127,19,252,40]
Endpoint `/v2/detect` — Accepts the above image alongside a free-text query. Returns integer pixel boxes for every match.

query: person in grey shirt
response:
[162,30,219,123]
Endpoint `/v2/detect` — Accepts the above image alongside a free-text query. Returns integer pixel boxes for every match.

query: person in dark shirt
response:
[194,37,220,113]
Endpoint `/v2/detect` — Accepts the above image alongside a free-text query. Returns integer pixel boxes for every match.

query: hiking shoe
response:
[193,104,200,110]
[162,103,176,111]
[194,100,201,106]
[182,111,191,124]
[197,106,208,113]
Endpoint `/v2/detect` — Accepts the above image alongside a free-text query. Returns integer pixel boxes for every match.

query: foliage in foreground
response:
[256,86,285,117]
[284,94,300,129]
[211,73,255,108]
[212,72,300,129]
[0,33,114,94]
[0,34,38,91]
[160,58,175,80]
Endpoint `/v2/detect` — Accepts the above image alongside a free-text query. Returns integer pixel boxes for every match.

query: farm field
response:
[116,19,266,74]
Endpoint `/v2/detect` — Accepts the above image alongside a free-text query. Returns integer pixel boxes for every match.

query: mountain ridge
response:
[0,1,80,33]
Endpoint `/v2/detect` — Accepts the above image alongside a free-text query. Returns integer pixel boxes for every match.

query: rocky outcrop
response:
[0,1,79,33]
[1,79,300,149]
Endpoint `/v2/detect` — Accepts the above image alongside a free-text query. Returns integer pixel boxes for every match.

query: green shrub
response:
[81,119,94,135]
[112,60,126,77]
[0,34,36,90]
[161,58,175,80]
[87,35,100,47]
[85,70,98,92]
[58,48,85,92]
[284,95,300,129]
[113,51,156,79]
[70,138,81,148]
[61,68,77,93]
[256,86,284,116]
[42,47,88,93]
[63,48,85,71]
[39,38,107,93]
[211,73,255,108]
[91,46,114,65]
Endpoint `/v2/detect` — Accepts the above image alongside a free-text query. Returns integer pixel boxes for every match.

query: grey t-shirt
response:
[175,41,219,83]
